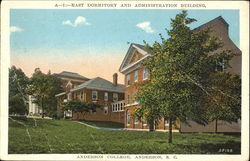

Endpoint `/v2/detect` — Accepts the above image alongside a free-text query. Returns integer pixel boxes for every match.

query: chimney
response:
[113,73,118,86]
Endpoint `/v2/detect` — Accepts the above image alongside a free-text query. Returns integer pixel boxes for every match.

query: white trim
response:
[55,92,66,97]
[65,81,73,88]
[133,44,148,55]
[59,77,86,83]
[120,55,150,74]
[124,102,139,107]
[111,100,125,112]
[119,44,134,72]
[119,43,151,74]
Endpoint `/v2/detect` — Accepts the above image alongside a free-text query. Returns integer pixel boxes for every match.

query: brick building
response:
[119,16,241,132]
[56,73,125,123]
[54,71,90,91]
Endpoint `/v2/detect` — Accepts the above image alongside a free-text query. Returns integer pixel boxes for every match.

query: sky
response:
[10,9,239,84]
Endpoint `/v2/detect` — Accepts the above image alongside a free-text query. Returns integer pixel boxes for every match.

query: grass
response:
[9,117,241,154]
[81,120,124,128]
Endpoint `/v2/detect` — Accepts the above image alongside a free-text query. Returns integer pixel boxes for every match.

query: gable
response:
[128,51,144,64]
[66,81,73,88]
[119,43,150,73]
[193,16,229,38]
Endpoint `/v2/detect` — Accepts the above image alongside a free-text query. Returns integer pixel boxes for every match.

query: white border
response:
[1,1,249,161]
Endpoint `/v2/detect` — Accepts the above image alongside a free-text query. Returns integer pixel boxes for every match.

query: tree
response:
[29,68,63,118]
[205,72,241,132]
[62,100,101,119]
[136,11,241,143]
[9,66,29,115]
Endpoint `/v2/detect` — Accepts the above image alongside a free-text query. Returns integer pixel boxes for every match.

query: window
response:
[104,92,108,101]
[165,119,169,126]
[126,74,131,86]
[92,91,98,100]
[80,91,83,99]
[216,58,225,72]
[127,111,131,125]
[143,68,149,80]
[113,93,118,102]
[104,106,108,115]
[134,70,138,82]
[120,103,123,110]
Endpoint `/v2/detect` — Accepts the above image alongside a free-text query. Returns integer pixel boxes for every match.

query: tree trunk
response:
[168,118,172,143]
[215,119,218,133]
[149,120,154,132]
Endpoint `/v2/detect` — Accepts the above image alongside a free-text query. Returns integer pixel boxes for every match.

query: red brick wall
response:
[124,105,179,130]
[195,18,241,75]
[124,67,150,104]
[72,89,124,104]
[72,108,124,124]
[70,88,124,123]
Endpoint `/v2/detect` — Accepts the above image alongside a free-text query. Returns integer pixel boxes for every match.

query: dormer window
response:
[126,74,131,86]
[143,68,149,80]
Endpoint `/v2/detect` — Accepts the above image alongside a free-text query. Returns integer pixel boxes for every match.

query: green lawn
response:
[81,120,124,128]
[9,117,241,154]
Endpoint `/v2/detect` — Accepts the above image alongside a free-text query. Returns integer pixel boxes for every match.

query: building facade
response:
[28,95,42,115]
[54,71,90,91]
[56,73,125,124]
[119,16,241,132]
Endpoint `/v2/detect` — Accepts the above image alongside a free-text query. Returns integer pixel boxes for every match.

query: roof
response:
[55,71,89,80]
[71,77,124,93]
[132,43,146,51]
[119,43,152,73]
[119,16,232,74]
[192,16,229,32]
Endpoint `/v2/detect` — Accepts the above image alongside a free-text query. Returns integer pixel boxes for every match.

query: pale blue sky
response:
[10,9,239,82]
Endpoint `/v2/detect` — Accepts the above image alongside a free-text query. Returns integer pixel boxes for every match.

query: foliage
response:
[9,66,29,114]
[62,100,101,116]
[136,10,241,142]
[9,118,240,154]
[206,73,241,122]
[28,68,63,117]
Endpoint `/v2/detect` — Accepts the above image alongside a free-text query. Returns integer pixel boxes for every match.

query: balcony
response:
[111,100,126,112]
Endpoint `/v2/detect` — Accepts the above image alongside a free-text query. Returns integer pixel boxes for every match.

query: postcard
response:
[0,1,249,161]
